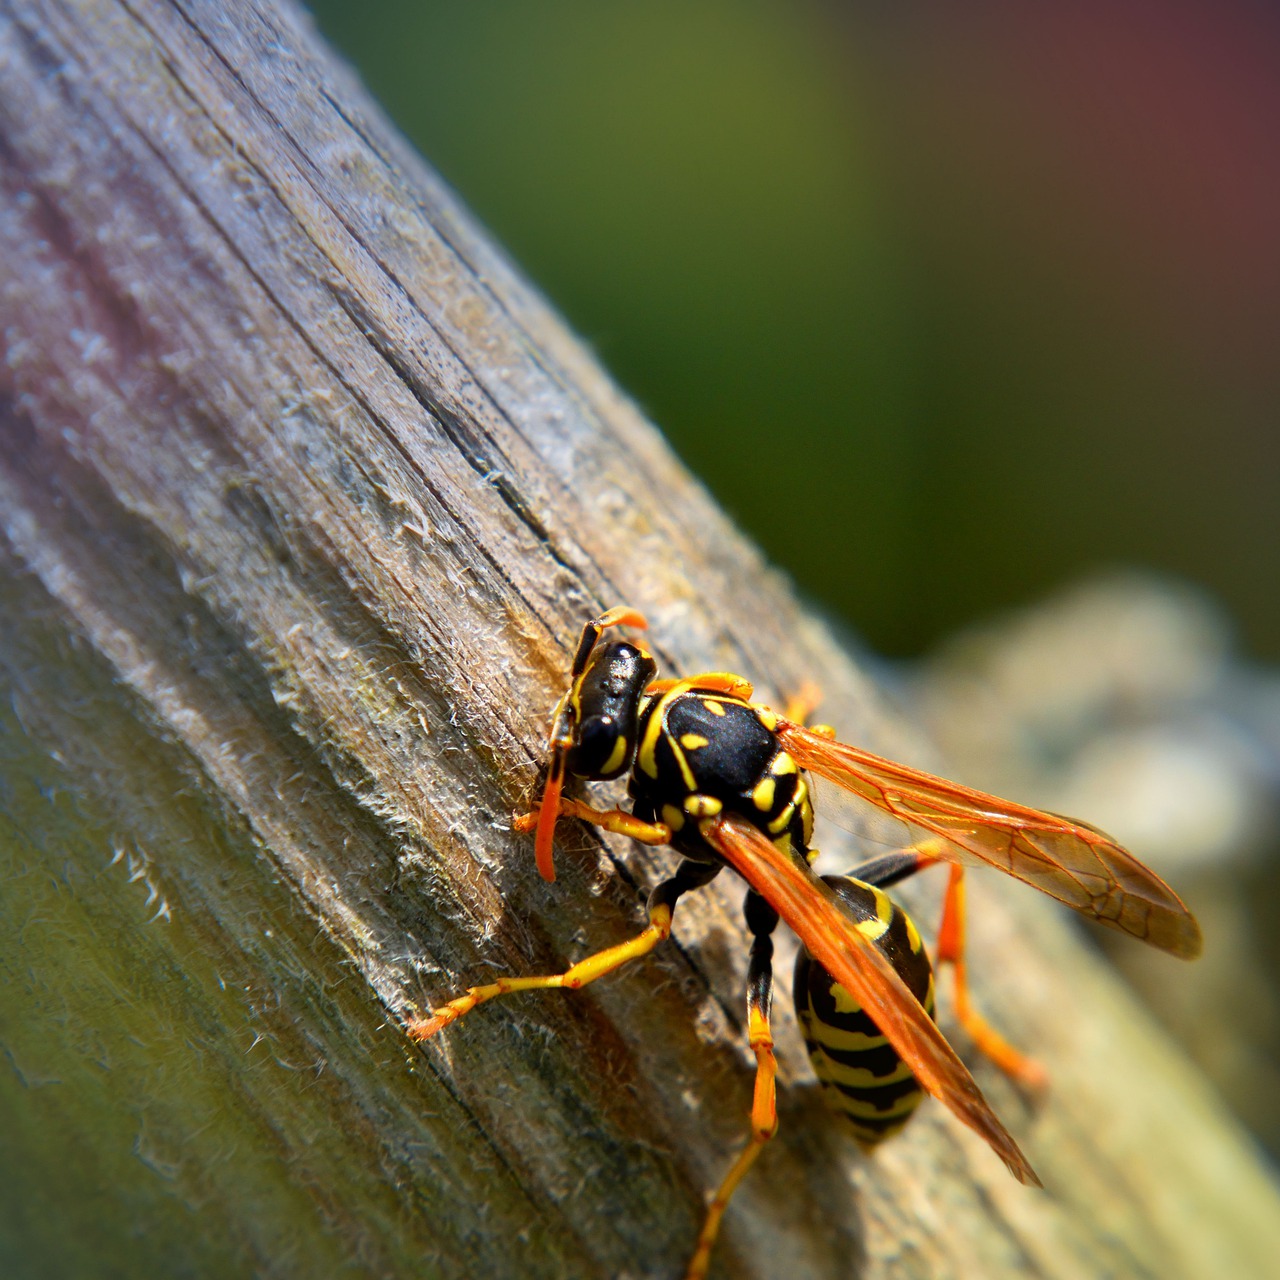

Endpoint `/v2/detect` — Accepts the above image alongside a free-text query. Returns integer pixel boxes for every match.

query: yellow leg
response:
[406,901,675,1041]
[686,895,779,1280]
[686,1004,778,1280]
[936,865,1048,1090]
[514,796,672,845]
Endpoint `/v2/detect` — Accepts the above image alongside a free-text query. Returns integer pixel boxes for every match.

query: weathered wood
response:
[0,2,1276,1277]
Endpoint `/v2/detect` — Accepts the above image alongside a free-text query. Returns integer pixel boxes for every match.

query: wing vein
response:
[705,814,1040,1186]
[778,721,1202,959]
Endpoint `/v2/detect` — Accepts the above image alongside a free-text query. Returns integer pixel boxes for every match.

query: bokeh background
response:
[308,0,1280,664]
[306,0,1280,1162]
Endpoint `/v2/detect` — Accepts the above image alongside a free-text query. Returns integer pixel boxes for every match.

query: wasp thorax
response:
[567,641,656,780]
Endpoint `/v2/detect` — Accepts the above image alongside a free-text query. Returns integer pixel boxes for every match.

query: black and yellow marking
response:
[422,606,1192,1280]
[563,627,656,782]
[793,872,936,1147]
[628,688,814,863]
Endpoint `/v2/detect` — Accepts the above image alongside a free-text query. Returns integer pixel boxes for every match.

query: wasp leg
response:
[935,864,1048,1090]
[844,849,1046,1090]
[532,717,571,882]
[407,859,719,1041]
[514,796,672,845]
[779,680,838,740]
[687,892,780,1280]
[782,680,822,726]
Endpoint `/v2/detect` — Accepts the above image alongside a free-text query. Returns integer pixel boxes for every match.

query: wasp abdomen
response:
[793,876,936,1145]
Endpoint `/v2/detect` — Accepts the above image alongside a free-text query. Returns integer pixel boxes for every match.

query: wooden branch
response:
[0,1,1276,1276]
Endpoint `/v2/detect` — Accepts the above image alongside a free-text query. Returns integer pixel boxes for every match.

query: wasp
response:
[409,607,1202,1279]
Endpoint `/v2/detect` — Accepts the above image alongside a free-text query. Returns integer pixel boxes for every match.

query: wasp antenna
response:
[594,605,648,631]
[534,754,565,882]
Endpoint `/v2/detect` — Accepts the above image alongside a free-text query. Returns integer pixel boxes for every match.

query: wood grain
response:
[0,2,1276,1277]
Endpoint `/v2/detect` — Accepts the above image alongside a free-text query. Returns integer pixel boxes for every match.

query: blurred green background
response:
[307,0,1280,662]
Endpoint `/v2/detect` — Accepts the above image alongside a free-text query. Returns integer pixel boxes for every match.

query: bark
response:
[0,2,1276,1278]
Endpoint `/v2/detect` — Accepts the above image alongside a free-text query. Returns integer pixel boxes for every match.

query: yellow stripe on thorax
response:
[637,680,701,790]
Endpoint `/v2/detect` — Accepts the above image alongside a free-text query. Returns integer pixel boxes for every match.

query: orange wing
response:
[777,721,1202,959]
[705,813,1041,1187]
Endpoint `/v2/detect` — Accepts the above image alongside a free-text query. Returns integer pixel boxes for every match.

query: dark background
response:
[307,0,1280,660]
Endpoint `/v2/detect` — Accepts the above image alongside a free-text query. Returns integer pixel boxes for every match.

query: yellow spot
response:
[601,734,628,776]
[767,803,794,834]
[905,912,923,955]
[770,752,796,776]
[702,699,726,716]
[679,733,709,750]
[641,686,698,793]
[870,886,895,927]
[683,794,722,818]
[754,708,779,732]
[751,777,776,812]
[856,917,889,943]
[829,981,864,1016]
[661,804,686,832]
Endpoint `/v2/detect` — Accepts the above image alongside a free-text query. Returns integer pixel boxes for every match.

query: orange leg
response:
[590,605,649,632]
[686,1012,777,1280]
[686,898,780,1280]
[531,731,569,882]
[936,865,1048,1090]
[407,858,720,1042]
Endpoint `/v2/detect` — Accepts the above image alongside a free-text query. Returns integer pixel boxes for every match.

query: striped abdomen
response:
[792,876,936,1145]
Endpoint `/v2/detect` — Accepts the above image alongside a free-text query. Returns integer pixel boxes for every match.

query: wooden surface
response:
[0,2,1277,1277]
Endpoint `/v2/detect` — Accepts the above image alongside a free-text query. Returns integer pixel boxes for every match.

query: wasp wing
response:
[778,721,1202,959]
[705,813,1040,1187]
